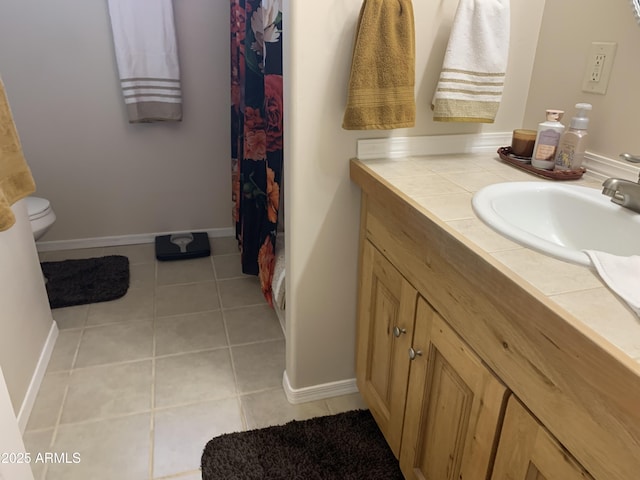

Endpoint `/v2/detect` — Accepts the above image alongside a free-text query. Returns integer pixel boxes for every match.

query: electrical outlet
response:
[590,54,606,81]
[582,42,617,94]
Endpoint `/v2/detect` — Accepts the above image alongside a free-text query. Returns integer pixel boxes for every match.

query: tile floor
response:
[24,237,366,480]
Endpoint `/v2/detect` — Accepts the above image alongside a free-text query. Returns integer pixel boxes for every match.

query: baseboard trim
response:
[282,370,358,405]
[35,227,235,252]
[356,132,512,160]
[17,320,59,433]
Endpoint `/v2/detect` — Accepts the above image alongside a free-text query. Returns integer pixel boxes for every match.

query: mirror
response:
[632,0,640,24]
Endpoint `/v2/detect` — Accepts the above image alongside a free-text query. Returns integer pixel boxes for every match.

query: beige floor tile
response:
[46,330,82,373]
[51,305,88,330]
[212,254,244,279]
[232,340,285,393]
[86,286,154,326]
[39,247,105,262]
[155,350,236,408]
[129,263,155,289]
[325,392,368,415]
[155,310,227,356]
[224,305,283,345]
[155,282,219,317]
[26,373,69,431]
[60,361,152,424]
[218,277,266,309]
[210,237,239,256]
[75,322,153,368]
[105,243,156,264]
[153,398,243,478]
[155,311,227,356]
[29,240,290,480]
[46,413,150,480]
[241,388,330,430]
[22,429,54,480]
[156,257,215,286]
[157,472,202,480]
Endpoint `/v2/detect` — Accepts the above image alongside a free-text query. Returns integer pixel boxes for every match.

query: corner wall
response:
[0,200,54,414]
[0,366,34,480]
[285,0,546,390]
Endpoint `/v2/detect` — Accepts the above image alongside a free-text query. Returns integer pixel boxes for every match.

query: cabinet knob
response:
[409,347,423,360]
[393,326,407,337]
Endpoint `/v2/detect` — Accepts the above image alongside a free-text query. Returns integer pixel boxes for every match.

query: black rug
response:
[201,409,403,480]
[41,255,130,309]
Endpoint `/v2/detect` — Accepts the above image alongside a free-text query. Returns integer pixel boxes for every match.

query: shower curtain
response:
[230,0,283,306]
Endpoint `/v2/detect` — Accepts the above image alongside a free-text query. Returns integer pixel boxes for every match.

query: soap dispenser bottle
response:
[554,103,592,171]
[531,109,565,170]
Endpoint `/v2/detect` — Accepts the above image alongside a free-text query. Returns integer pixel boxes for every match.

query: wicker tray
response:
[497,147,586,180]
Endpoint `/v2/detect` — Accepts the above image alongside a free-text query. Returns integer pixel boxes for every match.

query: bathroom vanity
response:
[350,154,640,480]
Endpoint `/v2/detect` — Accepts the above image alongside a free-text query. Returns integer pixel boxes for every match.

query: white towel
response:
[584,250,640,316]
[107,0,182,123]
[431,0,510,123]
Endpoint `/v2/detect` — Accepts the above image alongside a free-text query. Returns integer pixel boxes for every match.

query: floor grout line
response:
[149,258,159,480]
[27,377,294,435]
[215,255,248,432]
[45,336,285,376]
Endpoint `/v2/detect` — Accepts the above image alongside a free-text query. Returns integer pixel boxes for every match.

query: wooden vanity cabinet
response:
[399,297,507,480]
[357,237,592,480]
[357,240,507,478]
[491,397,594,480]
[356,240,417,457]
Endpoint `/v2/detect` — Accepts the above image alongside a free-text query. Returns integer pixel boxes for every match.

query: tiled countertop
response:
[356,152,640,365]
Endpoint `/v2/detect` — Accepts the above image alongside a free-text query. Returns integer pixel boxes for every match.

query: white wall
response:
[524,0,640,158]
[285,0,546,389]
[0,366,34,480]
[0,199,54,414]
[0,0,231,242]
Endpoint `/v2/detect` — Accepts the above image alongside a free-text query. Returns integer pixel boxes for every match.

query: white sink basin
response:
[472,182,640,266]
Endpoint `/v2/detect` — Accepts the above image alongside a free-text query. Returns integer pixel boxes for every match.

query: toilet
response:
[25,196,56,240]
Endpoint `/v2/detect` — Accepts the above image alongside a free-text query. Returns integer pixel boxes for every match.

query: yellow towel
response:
[0,77,36,232]
[342,0,415,130]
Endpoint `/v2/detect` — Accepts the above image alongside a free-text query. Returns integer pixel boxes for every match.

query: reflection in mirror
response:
[632,0,640,24]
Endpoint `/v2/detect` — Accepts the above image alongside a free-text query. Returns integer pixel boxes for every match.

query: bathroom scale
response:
[155,232,211,261]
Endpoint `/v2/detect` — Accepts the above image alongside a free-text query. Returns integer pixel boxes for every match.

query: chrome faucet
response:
[601,173,640,214]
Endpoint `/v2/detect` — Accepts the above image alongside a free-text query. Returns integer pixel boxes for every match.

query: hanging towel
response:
[342,0,416,130]
[584,250,640,316]
[107,0,183,123]
[431,0,510,123]
[0,77,36,232]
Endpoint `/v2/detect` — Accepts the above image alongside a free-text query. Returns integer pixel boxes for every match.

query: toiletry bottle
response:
[531,110,565,170]
[554,103,592,171]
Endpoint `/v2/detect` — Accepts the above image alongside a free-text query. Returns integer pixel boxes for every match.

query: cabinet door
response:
[491,397,594,480]
[356,240,417,458]
[400,297,508,480]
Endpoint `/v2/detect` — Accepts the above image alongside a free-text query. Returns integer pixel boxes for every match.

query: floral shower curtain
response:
[230,0,283,306]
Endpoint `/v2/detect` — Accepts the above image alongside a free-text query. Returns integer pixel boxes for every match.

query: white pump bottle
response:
[554,103,592,171]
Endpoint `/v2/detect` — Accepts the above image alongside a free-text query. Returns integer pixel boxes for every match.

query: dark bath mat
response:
[201,409,403,480]
[41,255,130,309]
